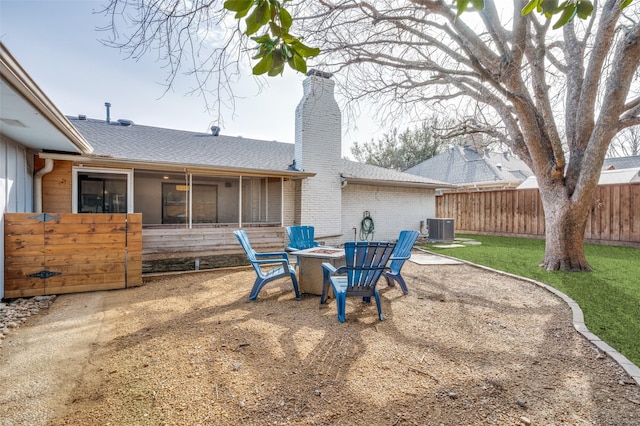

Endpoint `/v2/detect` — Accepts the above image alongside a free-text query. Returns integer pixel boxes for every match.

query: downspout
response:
[34,158,54,213]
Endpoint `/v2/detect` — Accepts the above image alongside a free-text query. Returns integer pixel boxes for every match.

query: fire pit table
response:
[290,246,345,296]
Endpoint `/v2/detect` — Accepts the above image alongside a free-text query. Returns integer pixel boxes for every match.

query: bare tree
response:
[288,0,640,271]
[97,0,274,123]
[608,126,640,157]
[98,0,319,122]
[101,0,640,271]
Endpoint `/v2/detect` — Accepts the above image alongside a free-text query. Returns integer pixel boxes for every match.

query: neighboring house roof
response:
[0,42,92,154]
[404,145,533,188]
[64,117,447,188]
[517,168,640,189]
[603,155,640,170]
[340,159,451,188]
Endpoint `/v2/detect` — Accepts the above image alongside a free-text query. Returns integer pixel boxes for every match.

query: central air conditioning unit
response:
[426,218,455,242]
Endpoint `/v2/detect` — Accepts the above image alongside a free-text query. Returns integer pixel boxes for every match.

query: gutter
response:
[342,177,456,190]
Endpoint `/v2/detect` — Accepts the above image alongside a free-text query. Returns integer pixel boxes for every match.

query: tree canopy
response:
[351,121,451,171]
[226,0,631,76]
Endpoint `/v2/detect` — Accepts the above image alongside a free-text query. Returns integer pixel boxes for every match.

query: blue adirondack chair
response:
[285,225,320,266]
[383,230,420,294]
[321,241,396,322]
[234,230,300,301]
[286,225,319,250]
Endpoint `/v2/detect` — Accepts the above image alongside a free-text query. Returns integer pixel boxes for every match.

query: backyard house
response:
[405,144,534,192]
[603,155,640,170]
[517,167,640,189]
[31,70,448,275]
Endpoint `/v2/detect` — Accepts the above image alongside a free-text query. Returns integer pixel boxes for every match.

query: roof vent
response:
[117,119,134,127]
[0,118,27,128]
[211,126,220,136]
[78,114,87,120]
[105,102,111,124]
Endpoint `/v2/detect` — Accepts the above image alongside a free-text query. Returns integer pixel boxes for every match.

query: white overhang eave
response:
[37,152,316,179]
[0,42,93,154]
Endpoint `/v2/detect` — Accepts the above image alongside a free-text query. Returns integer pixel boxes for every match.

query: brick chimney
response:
[294,70,342,237]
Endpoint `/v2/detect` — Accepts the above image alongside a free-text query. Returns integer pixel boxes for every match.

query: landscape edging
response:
[416,247,640,386]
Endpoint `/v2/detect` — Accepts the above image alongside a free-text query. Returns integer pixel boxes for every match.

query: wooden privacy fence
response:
[4,213,142,298]
[436,183,640,246]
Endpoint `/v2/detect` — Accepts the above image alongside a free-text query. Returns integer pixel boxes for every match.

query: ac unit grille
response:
[426,218,455,242]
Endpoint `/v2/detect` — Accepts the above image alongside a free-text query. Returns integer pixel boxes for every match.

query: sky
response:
[0,0,378,158]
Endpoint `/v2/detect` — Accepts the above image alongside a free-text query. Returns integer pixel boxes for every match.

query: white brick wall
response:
[337,184,436,244]
[294,74,342,238]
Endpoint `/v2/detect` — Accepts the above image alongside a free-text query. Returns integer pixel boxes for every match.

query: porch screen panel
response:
[192,183,217,224]
[162,182,188,224]
[191,175,237,224]
[242,177,281,224]
[267,178,282,223]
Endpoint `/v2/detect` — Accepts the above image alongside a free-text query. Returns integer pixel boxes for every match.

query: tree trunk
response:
[539,188,592,272]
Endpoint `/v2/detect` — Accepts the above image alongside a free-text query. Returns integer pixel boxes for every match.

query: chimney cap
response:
[306,69,333,79]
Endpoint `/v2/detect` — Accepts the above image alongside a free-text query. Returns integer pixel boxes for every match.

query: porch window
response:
[73,167,133,213]
[132,170,282,227]
[135,171,236,226]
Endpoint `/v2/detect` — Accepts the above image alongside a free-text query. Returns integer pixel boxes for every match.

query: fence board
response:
[611,185,621,241]
[632,185,640,241]
[436,183,640,246]
[620,185,631,241]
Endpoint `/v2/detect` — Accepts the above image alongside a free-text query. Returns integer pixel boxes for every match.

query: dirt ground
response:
[1,259,640,425]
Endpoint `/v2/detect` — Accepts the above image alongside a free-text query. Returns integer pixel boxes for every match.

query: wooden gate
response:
[4,213,142,298]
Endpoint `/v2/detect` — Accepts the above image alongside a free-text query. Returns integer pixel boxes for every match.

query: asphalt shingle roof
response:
[603,156,640,170]
[404,145,533,185]
[70,117,296,172]
[69,117,445,188]
[340,159,449,186]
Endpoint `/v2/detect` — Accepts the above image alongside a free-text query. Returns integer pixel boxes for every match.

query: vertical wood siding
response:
[41,159,73,213]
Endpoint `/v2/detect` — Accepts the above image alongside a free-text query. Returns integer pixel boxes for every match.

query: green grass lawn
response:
[421,234,640,367]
